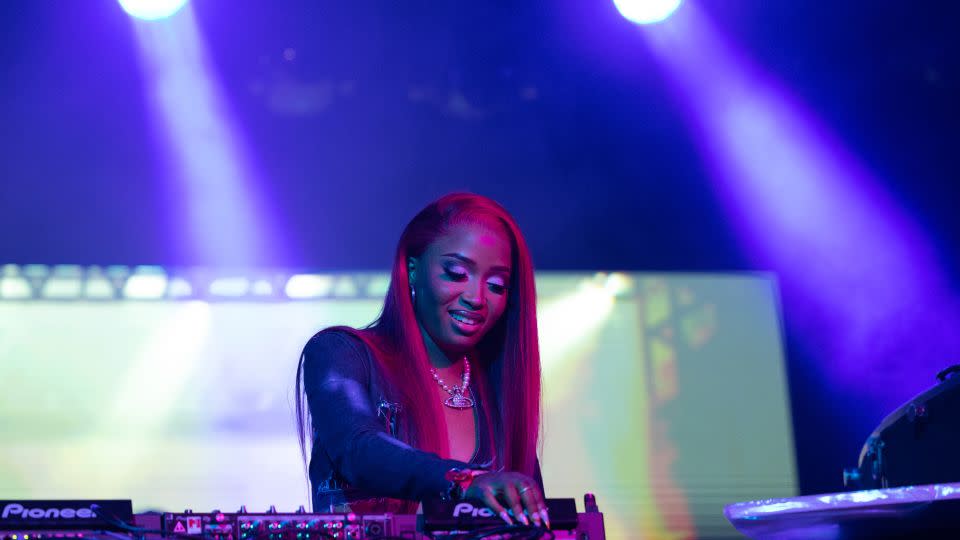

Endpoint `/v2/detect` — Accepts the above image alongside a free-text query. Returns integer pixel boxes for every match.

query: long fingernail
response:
[499,510,514,525]
[518,512,529,526]
[531,510,542,528]
[541,509,551,529]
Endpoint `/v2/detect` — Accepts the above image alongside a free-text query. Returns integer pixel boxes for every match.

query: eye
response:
[444,266,468,281]
[487,277,508,295]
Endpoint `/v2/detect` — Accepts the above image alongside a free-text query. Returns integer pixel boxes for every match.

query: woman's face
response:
[409,222,513,356]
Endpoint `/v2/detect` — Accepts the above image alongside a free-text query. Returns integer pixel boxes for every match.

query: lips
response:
[449,310,485,333]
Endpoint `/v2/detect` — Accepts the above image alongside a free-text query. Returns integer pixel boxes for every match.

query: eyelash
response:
[445,268,468,280]
[488,283,507,295]
[444,269,508,295]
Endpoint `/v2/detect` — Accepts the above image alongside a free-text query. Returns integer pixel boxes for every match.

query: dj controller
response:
[1,498,605,540]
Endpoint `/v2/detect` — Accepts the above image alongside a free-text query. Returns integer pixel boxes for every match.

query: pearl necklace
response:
[430,357,475,409]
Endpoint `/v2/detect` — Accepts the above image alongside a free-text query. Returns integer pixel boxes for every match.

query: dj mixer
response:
[2,498,605,540]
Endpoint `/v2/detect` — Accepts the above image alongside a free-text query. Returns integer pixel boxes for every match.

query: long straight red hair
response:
[297,193,541,479]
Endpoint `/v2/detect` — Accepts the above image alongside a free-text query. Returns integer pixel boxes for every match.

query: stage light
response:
[613,0,682,25]
[168,277,193,298]
[41,266,84,300]
[123,267,168,299]
[366,275,391,297]
[83,278,114,299]
[285,275,334,299]
[0,265,31,299]
[118,0,188,21]
[332,277,359,298]
[251,280,274,296]
[209,277,251,297]
[0,277,31,299]
[641,4,960,405]
[42,279,76,300]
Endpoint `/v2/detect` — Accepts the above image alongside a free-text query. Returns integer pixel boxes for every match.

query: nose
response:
[460,280,485,310]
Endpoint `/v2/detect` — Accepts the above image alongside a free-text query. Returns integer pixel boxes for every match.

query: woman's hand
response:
[463,471,550,528]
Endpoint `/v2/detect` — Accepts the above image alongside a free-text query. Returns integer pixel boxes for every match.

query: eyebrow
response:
[442,253,511,274]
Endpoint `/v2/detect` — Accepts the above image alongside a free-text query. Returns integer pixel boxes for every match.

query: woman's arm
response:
[302,330,468,500]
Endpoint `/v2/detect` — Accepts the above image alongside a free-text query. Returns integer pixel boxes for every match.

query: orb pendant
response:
[444,391,475,409]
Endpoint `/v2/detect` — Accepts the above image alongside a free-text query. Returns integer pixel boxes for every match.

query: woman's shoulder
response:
[307,326,369,350]
[302,326,378,379]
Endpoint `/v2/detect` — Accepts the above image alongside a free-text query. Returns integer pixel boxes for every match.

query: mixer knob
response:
[266,505,277,514]
[364,522,384,536]
[584,493,599,513]
[296,506,306,514]
[238,506,248,514]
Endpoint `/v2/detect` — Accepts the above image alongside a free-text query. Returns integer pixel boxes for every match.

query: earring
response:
[410,286,416,303]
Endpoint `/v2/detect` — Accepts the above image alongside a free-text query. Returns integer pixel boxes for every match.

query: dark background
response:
[2,0,958,498]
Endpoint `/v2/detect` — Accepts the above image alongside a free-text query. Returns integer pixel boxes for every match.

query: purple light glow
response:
[118,0,189,21]
[613,0,683,25]
[641,6,960,408]
[128,6,283,266]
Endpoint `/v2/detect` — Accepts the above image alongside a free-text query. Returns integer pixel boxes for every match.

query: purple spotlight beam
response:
[641,5,960,410]
[129,5,286,267]
[119,0,189,21]
[613,0,683,25]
